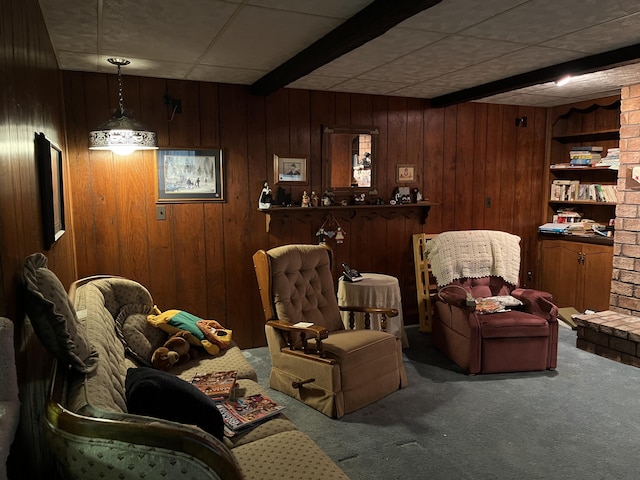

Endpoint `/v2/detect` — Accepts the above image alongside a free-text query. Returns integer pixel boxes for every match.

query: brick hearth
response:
[574,310,640,368]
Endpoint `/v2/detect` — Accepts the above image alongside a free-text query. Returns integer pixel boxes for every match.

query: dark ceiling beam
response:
[430,43,640,108]
[251,0,443,96]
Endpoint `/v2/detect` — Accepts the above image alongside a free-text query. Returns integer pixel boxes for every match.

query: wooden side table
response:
[337,273,409,348]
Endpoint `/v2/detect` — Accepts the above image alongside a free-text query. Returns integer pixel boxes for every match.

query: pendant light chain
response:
[117,63,125,116]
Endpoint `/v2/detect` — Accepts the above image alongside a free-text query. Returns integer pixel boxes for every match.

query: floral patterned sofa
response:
[22,253,348,480]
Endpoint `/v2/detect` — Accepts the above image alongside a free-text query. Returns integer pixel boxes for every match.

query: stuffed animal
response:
[151,330,197,371]
[147,306,232,356]
[197,320,233,350]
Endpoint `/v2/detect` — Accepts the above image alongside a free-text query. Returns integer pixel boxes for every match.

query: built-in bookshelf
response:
[544,98,620,235]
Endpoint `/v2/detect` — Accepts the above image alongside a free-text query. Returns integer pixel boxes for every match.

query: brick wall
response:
[611,84,640,313]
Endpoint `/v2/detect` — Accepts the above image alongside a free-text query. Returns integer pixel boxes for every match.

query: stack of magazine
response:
[191,370,238,401]
[191,370,285,436]
[215,393,285,436]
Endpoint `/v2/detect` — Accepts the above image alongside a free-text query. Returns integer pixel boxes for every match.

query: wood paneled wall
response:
[1,0,75,478]
[63,72,548,349]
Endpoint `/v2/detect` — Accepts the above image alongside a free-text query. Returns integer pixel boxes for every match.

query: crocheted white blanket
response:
[425,230,521,287]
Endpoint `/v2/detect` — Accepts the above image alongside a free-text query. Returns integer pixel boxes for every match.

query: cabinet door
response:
[581,244,614,312]
[540,240,581,308]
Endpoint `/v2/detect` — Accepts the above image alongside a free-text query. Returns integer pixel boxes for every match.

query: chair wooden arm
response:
[266,319,330,357]
[338,305,398,332]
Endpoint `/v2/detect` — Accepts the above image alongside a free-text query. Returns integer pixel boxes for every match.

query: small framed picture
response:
[156,148,224,203]
[274,154,308,185]
[396,164,416,183]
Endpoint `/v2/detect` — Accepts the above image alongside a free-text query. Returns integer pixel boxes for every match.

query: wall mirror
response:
[322,125,379,193]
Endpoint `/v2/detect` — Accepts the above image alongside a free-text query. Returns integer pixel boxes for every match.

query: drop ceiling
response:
[39,0,640,107]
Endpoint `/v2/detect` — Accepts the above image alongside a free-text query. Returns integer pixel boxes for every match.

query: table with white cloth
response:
[337,273,409,348]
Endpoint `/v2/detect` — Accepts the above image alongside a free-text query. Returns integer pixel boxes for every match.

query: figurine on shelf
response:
[322,189,334,206]
[316,228,327,244]
[258,180,272,209]
[302,190,310,207]
[311,191,319,208]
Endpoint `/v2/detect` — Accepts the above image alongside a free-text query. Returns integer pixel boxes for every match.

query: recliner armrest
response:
[435,285,476,311]
[338,305,398,331]
[511,288,559,321]
[266,319,330,357]
[266,319,329,340]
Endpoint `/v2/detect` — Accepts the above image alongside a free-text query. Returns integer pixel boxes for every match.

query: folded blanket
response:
[426,230,521,287]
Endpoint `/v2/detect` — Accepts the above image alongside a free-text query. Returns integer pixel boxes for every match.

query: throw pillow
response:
[115,304,166,367]
[125,367,224,440]
[21,253,98,373]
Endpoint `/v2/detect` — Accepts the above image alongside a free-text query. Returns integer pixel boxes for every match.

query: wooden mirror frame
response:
[322,125,379,194]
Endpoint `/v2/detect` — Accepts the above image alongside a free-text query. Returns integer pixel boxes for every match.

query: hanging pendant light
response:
[88,58,158,156]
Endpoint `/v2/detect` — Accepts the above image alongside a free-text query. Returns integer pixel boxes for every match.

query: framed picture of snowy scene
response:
[156,148,224,203]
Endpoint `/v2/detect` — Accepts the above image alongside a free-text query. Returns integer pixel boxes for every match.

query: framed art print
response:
[156,148,224,203]
[36,132,65,249]
[274,154,308,185]
[396,164,416,183]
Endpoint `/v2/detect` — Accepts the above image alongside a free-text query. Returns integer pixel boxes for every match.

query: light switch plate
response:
[156,205,166,220]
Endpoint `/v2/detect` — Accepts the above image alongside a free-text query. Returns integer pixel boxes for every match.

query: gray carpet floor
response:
[241,324,640,480]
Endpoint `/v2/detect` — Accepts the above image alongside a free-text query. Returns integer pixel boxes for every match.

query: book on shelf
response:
[215,393,285,436]
[550,179,579,201]
[569,146,603,152]
[569,152,601,166]
[191,370,238,401]
[538,223,571,234]
[550,179,617,203]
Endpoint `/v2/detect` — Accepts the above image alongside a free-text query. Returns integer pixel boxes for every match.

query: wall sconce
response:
[88,58,158,156]
[515,116,528,127]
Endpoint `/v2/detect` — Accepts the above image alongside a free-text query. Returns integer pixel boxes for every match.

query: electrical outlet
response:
[156,205,166,220]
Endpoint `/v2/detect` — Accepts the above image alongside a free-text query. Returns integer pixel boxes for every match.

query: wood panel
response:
[60,71,551,349]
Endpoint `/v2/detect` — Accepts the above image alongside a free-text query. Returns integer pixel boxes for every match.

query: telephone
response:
[342,263,363,282]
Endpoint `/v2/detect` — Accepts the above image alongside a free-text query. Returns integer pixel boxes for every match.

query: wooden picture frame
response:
[274,154,308,185]
[396,164,416,183]
[156,148,224,203]
[36,132,65,250]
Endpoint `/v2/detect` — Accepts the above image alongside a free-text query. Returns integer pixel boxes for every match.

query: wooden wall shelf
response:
[258,202,436,232]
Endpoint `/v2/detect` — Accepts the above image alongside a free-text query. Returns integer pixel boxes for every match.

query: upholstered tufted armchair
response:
[253,244,407,418]
[426,230,559,375]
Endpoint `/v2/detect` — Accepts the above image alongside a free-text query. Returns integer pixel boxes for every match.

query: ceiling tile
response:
[101,0,239,63]
[199,5,341,70]
[38,0,97,53]
[247,0,372,19]
[364,35,524,83]
[313,28,446,78]
[398,0,529,33]
[541,12,640,53]
[187,64,267,84]
[461,0,640,44]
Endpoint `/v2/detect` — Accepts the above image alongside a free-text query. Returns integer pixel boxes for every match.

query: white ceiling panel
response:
[38,0,640,107]
[200,5,342,70]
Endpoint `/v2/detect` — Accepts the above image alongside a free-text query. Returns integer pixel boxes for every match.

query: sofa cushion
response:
[21,253,99,373]
[125,367,224,440]
[115,304,166,367]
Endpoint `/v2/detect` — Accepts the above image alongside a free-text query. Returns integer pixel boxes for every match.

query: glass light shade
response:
[88,112,158,156]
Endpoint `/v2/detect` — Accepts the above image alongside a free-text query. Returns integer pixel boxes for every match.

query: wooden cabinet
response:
[539,239,613,312]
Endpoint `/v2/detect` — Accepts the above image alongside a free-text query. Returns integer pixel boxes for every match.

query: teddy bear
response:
[151,330,198,371]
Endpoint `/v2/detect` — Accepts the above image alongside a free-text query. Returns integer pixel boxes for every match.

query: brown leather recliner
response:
[427,230,559,375]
